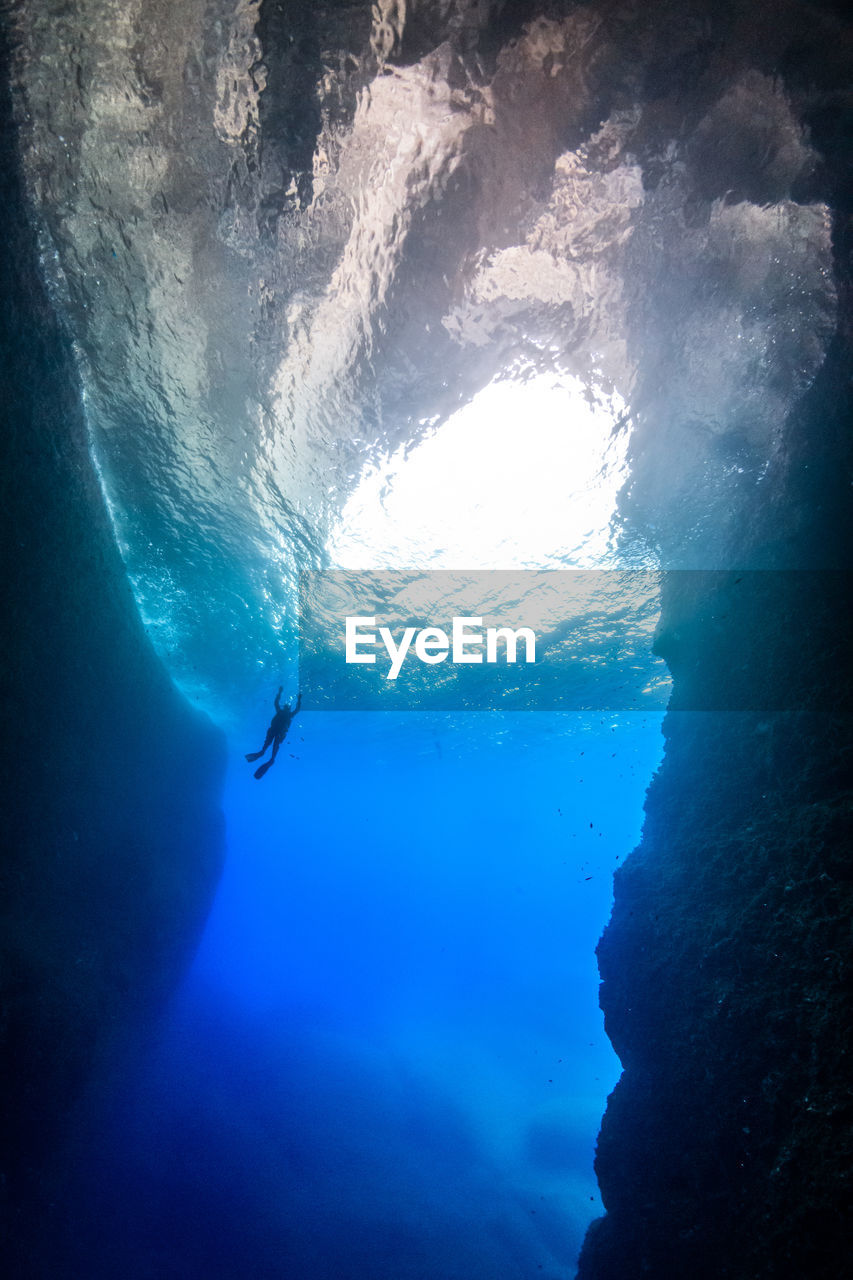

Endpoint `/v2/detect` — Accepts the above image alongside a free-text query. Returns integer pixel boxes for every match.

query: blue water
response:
[68,709,662,1277]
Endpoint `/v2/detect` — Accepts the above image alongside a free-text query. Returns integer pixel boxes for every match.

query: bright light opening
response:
[328,375,629,570]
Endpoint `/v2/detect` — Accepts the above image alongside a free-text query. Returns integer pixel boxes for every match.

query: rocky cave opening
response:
[2,2,852,1278]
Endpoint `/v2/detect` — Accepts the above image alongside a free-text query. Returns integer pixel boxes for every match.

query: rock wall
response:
[579,131,853,1280]
[581,695,853,1276]
[0,30,226,1261]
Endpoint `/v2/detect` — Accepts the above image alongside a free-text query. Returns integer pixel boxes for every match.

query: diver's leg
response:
[253,735,282,778]
[246,728,275,762]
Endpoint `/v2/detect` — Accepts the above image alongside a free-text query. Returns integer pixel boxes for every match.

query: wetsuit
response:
[246,689,301,777]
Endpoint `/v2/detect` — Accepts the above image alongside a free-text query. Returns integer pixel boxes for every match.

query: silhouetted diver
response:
[246,687,301,779]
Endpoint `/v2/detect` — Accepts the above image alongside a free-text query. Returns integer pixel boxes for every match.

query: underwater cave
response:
[2,2,852,1278]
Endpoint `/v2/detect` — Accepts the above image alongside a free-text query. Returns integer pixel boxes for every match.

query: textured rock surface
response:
[0,31,226,1259]
[8,0,842,702]
[575,7,853,1265]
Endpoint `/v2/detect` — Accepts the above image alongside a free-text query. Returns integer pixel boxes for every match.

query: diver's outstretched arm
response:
[274,685,283,711]
[293,692,302,715]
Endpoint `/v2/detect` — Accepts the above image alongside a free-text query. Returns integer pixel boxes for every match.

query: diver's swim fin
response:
[245,751,263,762]
[253,759,275,780]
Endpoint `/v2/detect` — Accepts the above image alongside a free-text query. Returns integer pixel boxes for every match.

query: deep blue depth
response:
[59,711,663,1278]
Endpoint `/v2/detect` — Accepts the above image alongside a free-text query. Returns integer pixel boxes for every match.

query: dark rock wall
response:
[582,712,853,1278]
[0,29,226,1259]
[579,104,853,1280]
